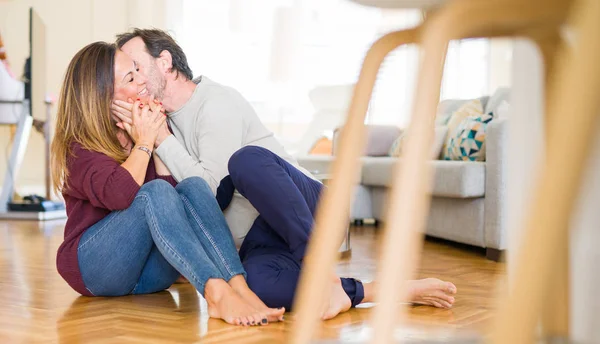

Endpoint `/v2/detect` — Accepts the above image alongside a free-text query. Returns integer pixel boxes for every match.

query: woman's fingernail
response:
[160,102,163,105]
[136,98,140,101]
[261,318,267,324]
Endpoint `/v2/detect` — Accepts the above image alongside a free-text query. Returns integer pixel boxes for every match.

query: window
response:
[175,0,490,139]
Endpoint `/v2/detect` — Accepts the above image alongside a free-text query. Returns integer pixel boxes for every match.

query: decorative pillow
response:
[389,126,448,160]
[444,112,494,161]
[443,99,484,154]
[434,100,457,126]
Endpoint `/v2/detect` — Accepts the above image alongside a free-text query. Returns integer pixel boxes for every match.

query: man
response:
[111,29,457,319]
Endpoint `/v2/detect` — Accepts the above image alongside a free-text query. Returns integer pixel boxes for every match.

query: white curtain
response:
[174,0,491,136]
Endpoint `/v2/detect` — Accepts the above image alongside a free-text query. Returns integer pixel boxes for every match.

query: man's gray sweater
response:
[155,77,315,245]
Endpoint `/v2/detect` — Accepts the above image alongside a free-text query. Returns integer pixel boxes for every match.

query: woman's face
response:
[113,49,149,102]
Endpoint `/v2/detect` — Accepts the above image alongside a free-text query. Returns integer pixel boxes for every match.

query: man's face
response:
[120,37,166,100]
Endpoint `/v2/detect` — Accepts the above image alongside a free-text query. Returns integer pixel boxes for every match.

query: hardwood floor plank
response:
[0,220,505,343]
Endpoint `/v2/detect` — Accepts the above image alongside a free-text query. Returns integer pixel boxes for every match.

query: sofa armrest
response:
[296,155,336,175]
[484,118,508,250]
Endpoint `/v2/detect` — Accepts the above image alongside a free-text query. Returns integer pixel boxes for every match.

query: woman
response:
[51,42,284,326]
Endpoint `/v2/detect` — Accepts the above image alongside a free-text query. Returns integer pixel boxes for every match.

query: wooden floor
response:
[0,220,505,343]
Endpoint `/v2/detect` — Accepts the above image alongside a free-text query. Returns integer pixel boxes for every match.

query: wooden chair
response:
[289,0,577,343]
[491,0,600,342]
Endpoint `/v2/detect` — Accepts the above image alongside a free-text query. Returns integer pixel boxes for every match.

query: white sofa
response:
[297,89,510,261]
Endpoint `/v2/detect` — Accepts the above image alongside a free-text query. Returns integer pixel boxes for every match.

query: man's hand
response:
[112,98,134,125]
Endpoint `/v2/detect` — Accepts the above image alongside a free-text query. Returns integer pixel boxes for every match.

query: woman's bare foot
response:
[406,278,457,309]
[228,275,285,322]
[204,278,269,326]
[321,277,352,320]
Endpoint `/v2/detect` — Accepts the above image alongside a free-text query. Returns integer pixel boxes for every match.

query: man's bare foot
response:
[321,277,352,320]
[228,275,285,322]
[406,278,457,309]
[204,278,269,326]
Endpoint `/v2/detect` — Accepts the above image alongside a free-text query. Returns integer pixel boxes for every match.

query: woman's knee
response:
[177,176,211,193]
[140,179,177,197]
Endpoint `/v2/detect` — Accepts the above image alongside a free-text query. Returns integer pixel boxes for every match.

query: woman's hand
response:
[119,100,166,148]
[112,97,134,125]
[144,95,171,148]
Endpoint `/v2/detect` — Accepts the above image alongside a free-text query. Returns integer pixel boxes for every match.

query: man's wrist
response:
[155,133,171,149]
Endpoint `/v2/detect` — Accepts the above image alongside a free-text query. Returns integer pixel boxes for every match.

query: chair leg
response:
[491,0,600,342]
[368,14,452,344]
[289,28,421,344]
[531,28,570,340]
[368,1,573,343]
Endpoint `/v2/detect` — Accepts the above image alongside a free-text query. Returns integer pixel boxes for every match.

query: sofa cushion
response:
[388,126,448,160]
[333,125,402,156]
[361,157,485,198]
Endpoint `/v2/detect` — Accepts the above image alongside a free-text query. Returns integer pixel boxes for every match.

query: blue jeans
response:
[77,177,245,296]
[228,146,364,311]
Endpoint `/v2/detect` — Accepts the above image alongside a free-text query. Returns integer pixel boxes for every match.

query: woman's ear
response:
[158,50,173,74]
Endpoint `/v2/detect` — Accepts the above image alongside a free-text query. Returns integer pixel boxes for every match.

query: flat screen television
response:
[23,7,46,119]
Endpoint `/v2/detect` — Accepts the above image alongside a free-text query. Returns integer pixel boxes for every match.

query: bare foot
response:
[204,278,269,326]
[228,275,285,322]
[321,277,352,320]
[406,278,457,309]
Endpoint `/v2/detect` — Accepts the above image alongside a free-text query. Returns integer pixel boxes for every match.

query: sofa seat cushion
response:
[361,157,485,198]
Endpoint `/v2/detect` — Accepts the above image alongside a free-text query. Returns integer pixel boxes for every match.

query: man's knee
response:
[228,146,273,177]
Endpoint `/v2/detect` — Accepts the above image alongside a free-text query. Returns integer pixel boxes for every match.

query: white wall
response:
[0,0,172,196]
[509,39,600,343]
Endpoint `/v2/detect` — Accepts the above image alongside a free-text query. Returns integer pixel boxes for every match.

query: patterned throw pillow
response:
[443,99,484,155]
[444,112,494,161]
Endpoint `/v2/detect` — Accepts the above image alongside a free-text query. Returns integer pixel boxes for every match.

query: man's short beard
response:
[148,65,167,100]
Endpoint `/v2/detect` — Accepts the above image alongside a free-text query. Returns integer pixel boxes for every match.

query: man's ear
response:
[158,50,174,74]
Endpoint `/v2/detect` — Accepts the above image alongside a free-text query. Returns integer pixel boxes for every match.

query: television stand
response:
[0,99,66,221]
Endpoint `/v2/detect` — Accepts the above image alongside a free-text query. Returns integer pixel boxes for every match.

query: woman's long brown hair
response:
[51,42,128,194]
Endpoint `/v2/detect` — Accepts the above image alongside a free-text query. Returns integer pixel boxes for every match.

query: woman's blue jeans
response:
[77,177,245,296]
